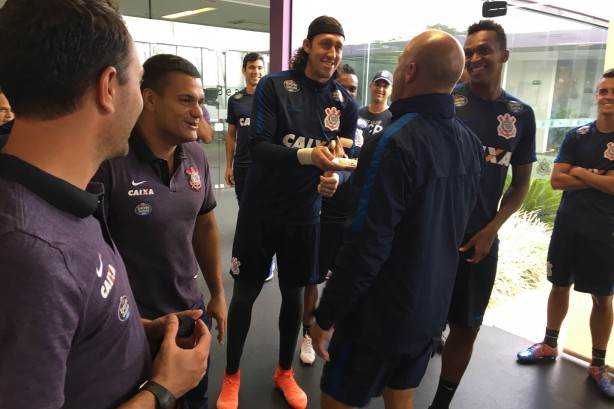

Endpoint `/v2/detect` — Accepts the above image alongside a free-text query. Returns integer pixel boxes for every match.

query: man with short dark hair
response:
[311,29,483,409]
[225,52,265,204]
[0,1,210,408]
[517,68,614,399]
[92,53,226,409]
[337,63,358,99]
[217,15,357,409]
[430,20,536,409]
[355,70,393,148]
[0,88,13,125]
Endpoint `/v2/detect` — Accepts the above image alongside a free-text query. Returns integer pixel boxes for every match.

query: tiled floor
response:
[202,188,612,409]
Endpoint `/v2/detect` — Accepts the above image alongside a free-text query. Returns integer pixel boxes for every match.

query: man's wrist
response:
[297,148,314,165]
[139,380,176,409]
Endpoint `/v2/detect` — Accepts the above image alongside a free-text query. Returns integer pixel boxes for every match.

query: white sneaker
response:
[300,334,316,365]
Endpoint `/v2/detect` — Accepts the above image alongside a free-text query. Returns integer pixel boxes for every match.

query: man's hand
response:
[459,226,497,264]
[142,309,204,355]
[224,167,235,187]
[318,171,340,197]
[206,294,227,345]
[310,322,333,362]
[311,146,347,172]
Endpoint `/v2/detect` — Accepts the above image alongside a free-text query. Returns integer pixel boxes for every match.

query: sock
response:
[592,348,606,368]
[543,328,559,348]
[430,379,459,409]
[303,324,312,337]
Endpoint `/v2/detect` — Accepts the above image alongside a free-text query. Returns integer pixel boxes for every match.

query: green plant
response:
[488,210,552,308]
[503,175,562,226]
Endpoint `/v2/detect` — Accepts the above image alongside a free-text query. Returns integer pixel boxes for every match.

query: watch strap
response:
[139,380,176,409]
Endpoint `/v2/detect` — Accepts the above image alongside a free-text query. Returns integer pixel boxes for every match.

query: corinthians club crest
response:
[497,113,517,139]
[324,107,341,131]
[604,142,614,161]
[185,166,202,191]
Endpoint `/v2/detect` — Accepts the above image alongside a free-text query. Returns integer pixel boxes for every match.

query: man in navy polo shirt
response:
[517,68,614,399]
[310,29,483,409]
[217,15,357,409]
[355,70,393,148]
[0,1,210,408]
[225,52,265,203]
[92,54,226,409]
[430,20,536,409]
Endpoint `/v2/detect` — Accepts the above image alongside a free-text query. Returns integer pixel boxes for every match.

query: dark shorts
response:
[447,239,499,327]
[233,164,249,205]
[321,327,432,408]
[230,210,319,287]
[316,221,345,284]
[547,214,614,296]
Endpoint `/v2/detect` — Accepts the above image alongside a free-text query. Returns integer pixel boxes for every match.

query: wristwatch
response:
[139,380,176,409]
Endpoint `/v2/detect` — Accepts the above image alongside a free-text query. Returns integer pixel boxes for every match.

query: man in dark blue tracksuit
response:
[217,15,357,409]
[311,30,483,409]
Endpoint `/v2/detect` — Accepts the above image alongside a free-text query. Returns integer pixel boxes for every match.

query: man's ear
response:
[142,88,157,111]
[303,39,311,54]
[97,66,118,114]
[501,49,510,63]
[405,62,417,84]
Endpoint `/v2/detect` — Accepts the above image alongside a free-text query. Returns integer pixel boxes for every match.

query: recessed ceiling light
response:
[162,7,216,19]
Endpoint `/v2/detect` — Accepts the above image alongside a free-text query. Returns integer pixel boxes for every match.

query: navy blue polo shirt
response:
[0,153,150,408]
[555,121,614,231]
[453,82,537,236]
[242,69,358,225]
[92,130,217,319]
[227,88,254,166]
[356,106,392,147]
[315,93,483,355]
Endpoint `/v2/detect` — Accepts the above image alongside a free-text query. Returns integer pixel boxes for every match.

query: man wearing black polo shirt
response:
[0,1,210,408]
[92,54,226,409]
[217,15,357,409]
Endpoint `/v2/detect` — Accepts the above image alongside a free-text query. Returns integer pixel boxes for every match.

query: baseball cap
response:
[371,70,393,85]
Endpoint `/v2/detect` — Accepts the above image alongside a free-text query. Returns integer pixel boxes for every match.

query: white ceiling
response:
[118,0,270,32]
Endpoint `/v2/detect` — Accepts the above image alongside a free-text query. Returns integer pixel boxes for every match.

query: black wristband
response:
[139,380,176,409]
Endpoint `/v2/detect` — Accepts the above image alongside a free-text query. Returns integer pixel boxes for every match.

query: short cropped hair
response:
[339,64,356,75]
[290,15,343,79]
[141,54,201,95]
[0,0,132,120]
[603,68,614,79]
[467,19,507,51]
[243,52,264,69]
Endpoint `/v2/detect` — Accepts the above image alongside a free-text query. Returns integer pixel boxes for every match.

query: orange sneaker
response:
[273,366,308,409]
[217,370,240,409]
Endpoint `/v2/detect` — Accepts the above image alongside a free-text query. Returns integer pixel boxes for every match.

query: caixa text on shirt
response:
[484,145,512,166]
[283,134,328,149]
[128,188,155,196]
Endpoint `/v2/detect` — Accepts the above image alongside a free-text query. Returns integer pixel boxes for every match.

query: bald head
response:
[391,30,465,101]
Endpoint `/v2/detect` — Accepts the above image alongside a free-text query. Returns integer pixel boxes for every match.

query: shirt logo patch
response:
[234,93,244,99]
[185,166,202,191]
[331,90,344,102]
[604,142,614,161]
[507,101,525,114]
[131,180,147,186]
[135,203,152,216]
[324,107,341,131]
[454,94,468,107]
[284,80,299,92]
[497,113,517,139]
[118,295,130,321]
[357,117,368,128]
[576,125,590,135]
[354,128,364,147]
[231,257,241,275]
